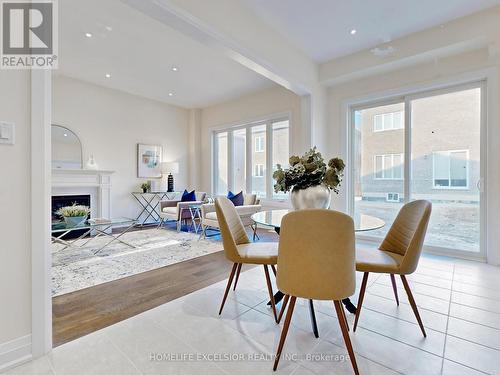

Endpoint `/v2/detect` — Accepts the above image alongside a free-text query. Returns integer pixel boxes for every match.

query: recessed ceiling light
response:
[85,32,92,38]
[171,66,179,72]
[63,133,68,137]
[168,92,174,97]
[350,29,357,35]
[105,73,111,78]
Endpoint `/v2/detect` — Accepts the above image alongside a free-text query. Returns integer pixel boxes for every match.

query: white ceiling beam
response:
[319,5,500,86]
[121,0,318,95]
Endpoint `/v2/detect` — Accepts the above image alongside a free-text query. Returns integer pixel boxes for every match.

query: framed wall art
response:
[137,143,162,178]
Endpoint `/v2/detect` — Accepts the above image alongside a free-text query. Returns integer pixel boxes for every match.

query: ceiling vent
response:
[371,46,396,58]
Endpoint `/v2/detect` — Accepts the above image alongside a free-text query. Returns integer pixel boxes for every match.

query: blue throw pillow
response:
[181,189,196,202]
[227,191,244,206]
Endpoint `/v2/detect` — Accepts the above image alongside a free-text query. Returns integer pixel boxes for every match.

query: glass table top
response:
[131,191,180,195]
[251,210,385,232]
[51,217,137,233]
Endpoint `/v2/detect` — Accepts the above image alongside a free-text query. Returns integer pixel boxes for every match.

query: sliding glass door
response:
[409,86,482,253]
[353,101,405,240]
[351,82,484,257]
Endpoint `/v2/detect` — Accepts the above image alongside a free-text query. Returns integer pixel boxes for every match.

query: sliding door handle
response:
[476,178,484,193]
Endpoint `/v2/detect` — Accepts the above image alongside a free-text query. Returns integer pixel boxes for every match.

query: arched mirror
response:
[51,125,83,169]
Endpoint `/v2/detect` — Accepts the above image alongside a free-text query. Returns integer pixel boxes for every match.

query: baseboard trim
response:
[0,335,32,373]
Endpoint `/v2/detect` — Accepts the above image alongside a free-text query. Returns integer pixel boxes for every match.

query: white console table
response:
[131,191,179,226]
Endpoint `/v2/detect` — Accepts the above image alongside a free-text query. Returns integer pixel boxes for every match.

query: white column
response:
[31,70,52,357]
[299,85,329,154]
[187,108,202,190]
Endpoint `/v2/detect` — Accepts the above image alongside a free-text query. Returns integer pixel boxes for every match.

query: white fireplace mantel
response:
[51,169,114,219]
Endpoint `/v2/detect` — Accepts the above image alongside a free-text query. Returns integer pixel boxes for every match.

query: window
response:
[214,132,228,194]
[433,150,468,188]
[254,136,264,152]
[272,120,290,198]
[253,164,264,177]
[374,154,403,179]
[213,118,289,199]
[386,193,400,202]
[374,111,403,132]
[251,125,267,196]
[233,128,246,192]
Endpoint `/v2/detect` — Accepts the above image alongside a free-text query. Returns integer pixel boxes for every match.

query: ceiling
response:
[57,0,274,108]
[241,0,500,62]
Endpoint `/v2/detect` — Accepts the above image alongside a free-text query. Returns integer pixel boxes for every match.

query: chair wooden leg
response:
[390,274,399,306]
[271,265,277,277]
[273,296,296,371]
[334,301,359,375]
[233,263,242,291]
[277,294,290,324]
[353,272,369,332]
[218,263,238,315]
[400,275,427,337]
[339,302,349,331]
[264,265,279,323]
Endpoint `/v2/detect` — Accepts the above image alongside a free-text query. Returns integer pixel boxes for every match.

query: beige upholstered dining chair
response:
[273,209,359,374]
[354,200,432,337]
[215,197,280,322]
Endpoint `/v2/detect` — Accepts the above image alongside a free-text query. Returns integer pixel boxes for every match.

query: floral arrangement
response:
[56,203,90,218]
[273,147,345,193]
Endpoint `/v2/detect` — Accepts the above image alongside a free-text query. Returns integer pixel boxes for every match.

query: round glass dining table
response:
[252,209,385,232]
[251,209,385,339]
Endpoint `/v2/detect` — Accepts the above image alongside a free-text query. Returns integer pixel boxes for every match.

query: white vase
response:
[291,184,331,210]
[64,215,87,227]
[86,155,99,170]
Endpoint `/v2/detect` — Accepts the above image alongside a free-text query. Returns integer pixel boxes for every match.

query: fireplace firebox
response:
[52,195,91,239]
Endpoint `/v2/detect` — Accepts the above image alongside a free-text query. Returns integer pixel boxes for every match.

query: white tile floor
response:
[6,253,500,375]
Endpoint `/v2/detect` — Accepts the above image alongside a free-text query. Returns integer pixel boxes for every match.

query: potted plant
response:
[56,203,90,227]
[273,147,345,210]
[140,181,151,193]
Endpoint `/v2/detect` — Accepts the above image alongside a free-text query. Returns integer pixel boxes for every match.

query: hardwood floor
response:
[52,250,256,347]
[52,225,279,347]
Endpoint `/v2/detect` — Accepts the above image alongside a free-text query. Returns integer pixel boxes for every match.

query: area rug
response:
[52,228,223,296]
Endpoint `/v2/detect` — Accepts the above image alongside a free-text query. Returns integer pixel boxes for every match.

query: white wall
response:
[52,75,189,219]
[199,86,304,193]
[326,48,500,265]
[0,71,32,367]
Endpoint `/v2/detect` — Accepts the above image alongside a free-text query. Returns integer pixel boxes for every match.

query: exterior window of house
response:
[374,111,403,132]
[374,154,403,179]
[213,119,289,199]
[253,164,264,177]
[433,150,468,188]
[254,136,264,152]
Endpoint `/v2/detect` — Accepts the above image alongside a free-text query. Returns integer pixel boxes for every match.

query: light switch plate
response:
[0,122,15,145]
